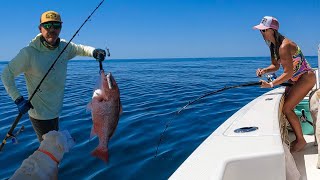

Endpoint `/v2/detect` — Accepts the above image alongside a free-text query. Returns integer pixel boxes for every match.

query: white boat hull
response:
[170,88,287,180]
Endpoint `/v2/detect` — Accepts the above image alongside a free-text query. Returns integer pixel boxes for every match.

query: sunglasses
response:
[260,29,267,33]
[41,22,62,30]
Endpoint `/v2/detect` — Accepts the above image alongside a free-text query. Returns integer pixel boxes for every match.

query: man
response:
[1,10,106,141]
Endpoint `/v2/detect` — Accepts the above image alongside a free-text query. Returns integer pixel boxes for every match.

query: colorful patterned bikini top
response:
[290,46,312,81]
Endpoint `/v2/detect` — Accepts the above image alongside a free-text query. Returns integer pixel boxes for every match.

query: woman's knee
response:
[282,104,294,115]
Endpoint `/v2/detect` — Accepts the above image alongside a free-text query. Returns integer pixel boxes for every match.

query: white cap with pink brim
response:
[253,16,279,30]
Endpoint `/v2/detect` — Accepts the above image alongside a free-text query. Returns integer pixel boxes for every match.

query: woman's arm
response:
[271,43,294,86]
[263,52,281,73]
[256,51,280,77]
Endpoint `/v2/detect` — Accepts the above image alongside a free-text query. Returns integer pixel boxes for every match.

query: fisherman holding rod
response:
[1,10,106,142]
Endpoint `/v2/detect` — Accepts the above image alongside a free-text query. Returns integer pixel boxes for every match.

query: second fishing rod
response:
[177,73,292,114]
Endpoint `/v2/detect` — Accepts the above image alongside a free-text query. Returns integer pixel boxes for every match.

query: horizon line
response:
[0,55,318,62]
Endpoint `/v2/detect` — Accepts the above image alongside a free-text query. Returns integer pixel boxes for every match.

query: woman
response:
[253,16,316,152]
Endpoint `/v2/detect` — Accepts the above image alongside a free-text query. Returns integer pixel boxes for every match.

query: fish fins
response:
[86,102,92,113]
[91,146,109,162]
[119,100,123,114]
[90,126,97,139]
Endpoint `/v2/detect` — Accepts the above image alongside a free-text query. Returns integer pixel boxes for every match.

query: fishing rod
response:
[155,74,293,157]
[154,80,292,157]
[0,0,105,152]
[154,81,262,157]
[177,81,293,114]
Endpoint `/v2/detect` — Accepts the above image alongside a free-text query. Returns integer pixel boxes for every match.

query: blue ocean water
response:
[0,56,317,179]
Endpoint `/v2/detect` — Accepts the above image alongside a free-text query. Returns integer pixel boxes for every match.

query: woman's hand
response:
[256,68,266,77]
[260,80,273,88]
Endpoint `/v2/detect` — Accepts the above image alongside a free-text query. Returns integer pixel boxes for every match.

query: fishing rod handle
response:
[243,82,262,86]
[0,113,23,151]
[261,81,292,87]
[280,82,293,87]
[7,113,23,136]
[0,139,6,151]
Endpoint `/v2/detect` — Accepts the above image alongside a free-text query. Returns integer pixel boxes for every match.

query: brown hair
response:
[269,30,285,61]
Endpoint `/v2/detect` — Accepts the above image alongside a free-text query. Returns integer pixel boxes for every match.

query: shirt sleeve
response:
[66,42,95,60]
[1,48,30,101]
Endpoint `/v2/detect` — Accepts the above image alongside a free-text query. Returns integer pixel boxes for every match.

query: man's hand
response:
[93,49,106,61]
[15,96,33,114]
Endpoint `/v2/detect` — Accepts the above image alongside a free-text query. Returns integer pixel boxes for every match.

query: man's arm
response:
[66,42,95,60]
[1,48,30,101]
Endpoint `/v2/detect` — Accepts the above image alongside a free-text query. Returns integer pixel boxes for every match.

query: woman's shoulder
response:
[280,39,297,54]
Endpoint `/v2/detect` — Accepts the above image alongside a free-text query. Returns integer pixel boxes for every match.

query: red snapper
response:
[88,70,122,162]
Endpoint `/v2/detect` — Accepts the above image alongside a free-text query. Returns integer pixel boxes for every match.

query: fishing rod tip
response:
[176,109,182,114]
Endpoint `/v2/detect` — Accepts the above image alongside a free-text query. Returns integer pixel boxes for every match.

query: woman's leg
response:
[284,80,294,97]
[282,71,316,152]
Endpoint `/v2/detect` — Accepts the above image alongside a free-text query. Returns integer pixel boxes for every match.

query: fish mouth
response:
[106,73,113,89]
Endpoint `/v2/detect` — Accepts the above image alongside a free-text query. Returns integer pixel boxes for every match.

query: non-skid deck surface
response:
[289,133,319,180]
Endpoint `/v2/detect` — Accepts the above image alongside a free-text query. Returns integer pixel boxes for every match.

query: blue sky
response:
[0,0,319,60]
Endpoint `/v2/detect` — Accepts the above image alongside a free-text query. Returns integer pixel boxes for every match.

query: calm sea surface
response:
[0,56,317,179]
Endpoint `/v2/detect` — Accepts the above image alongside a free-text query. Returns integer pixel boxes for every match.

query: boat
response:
[170,47,320,180]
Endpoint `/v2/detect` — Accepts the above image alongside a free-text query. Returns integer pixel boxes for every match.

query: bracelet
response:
[269,82,274,88]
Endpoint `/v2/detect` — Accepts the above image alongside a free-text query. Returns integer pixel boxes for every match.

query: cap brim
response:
[253,24,269,30]
[41,20,63,24]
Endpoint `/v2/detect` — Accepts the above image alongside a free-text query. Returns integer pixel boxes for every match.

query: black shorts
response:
[29,116,59,142]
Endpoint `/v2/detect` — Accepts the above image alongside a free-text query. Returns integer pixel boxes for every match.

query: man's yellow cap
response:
[40,11,62,24]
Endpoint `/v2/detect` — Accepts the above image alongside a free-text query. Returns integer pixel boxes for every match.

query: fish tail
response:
[91,146,109,162]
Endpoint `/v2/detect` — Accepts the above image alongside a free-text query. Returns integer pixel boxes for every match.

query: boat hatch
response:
[234,126,259,133]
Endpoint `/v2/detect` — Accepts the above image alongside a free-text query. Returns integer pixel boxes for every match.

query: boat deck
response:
[289,132,319,180]
[292,75,320,180]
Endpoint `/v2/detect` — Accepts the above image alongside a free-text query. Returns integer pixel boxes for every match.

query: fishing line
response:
[0,0,105,151]
[154,113,176,158]
[155,78,292,157]
[177,81,292,114]
[154,81,261,157]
